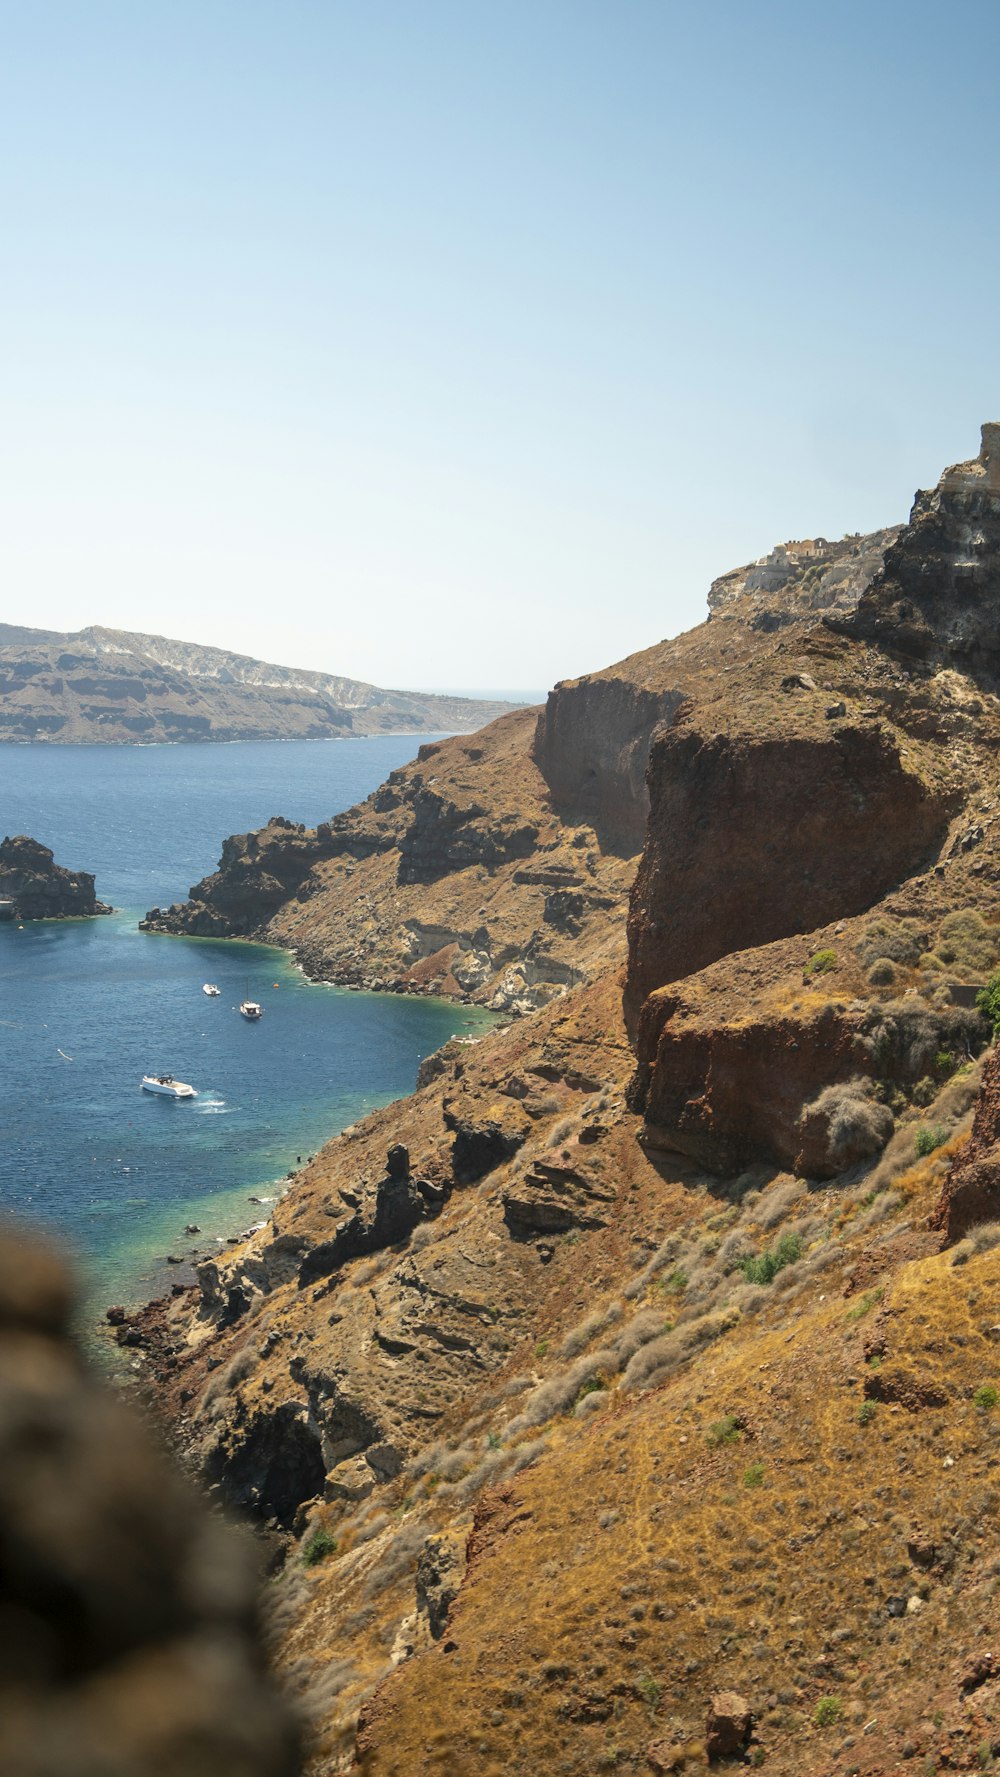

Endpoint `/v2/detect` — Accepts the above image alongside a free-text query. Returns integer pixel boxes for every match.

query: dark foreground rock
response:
[0,1228,298,1777]
[0,833,112,919]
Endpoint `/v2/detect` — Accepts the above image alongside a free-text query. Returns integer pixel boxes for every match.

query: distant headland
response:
[0,624,526,746]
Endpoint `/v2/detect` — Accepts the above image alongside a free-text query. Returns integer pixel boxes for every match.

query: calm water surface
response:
[0,738,491,1316]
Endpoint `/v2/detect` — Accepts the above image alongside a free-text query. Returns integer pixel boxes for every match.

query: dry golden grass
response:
[355,1235,1000,1776]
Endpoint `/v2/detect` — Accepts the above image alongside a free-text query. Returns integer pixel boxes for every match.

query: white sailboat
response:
[239,977,263,1020]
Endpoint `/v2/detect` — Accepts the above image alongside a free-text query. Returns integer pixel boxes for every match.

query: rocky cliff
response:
[832,424,1000,682]
[0,623,520,745]
[0,833,112,919]
[127,431,1000,1777]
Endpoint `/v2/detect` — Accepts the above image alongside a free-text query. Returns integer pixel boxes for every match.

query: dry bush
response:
[717,1230,751,1272]
[967,1220,1000,1253]
[799,1079,893,1169]
[609,1310,672,1366]
[934,1059,985,1122]
[262,1561,311,1648]
[409,1221,443,1252]
[559,1309,608,1359]
[360,1521,427,1602]
[935,907,1000,976]
[855,917,924,971]
[512,1346,620,1429]
[622,1306,739,1393]
[721,1280,768,1316]
[436,1444,478,1482]
[850,1190,903,1235]
[352,1511,391,1546]
[863,1002,986,1079]
[454,1435,547,1502]
[756,1175,807,1230]
[544,1118,575,1149]
[295,1658,361,1723]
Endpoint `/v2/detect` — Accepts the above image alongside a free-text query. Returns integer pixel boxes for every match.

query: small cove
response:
[0,737,494,1317]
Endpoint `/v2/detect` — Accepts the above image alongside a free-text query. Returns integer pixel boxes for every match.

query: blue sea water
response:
[0,738,491,1318]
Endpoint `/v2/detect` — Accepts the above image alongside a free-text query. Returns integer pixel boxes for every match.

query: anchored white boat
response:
[240,977,263,1020]
[141,1074,197,1099]
[202,982,220,997]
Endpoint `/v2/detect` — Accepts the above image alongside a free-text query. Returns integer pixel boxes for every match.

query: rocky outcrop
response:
[142,711,635,1011]
[625,717,957,1035]
[533,671,686,854]
[832,424,1000,686]
[708,527,900,627]
[0,621,520,745]
[932,1046,1000,1242]
[0,1230,297,1776]
[0,833,112,919]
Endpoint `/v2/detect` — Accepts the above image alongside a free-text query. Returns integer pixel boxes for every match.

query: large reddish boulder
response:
[931,1047,1000,1242]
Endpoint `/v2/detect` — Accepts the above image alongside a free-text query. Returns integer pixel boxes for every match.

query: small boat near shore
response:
[239,977,263,1020]
[141,1074,197,1099]
[202,982,220,996]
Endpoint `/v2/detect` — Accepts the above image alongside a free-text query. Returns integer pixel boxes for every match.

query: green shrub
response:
[635,1673,662,1713]
[803,948,837,980]
[846,1287,883,1322]
[857,1399,877,1426]
[302,1527,338,1566]
[814,1695,843,1728]
[706,1413,742,1447]
[743,1461,765,1488]
[977,971,1000,1034]
[974,1384,998,1412]
[915,1124,949,1157]
[740,1231,803,1286]
[911,1075,937,1107]
[934,1050,956,1077]
[868,956,897,986]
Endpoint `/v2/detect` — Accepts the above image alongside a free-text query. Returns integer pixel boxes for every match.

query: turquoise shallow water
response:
[0,737,491,1314]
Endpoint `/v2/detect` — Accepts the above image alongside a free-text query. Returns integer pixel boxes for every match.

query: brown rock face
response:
[533,671,685,854]
[0,1229,297,1776]
[625,720,955,1036]
[0,833,111,919]
[932,1045,1000,1242]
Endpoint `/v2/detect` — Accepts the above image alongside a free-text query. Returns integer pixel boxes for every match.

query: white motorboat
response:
[202,982,221,996]
[141,1074,197,1099]
[239,999,263,1020]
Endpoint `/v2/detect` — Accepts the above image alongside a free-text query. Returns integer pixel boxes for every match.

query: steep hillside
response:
[141,516,893,1007]
[0,624,518,744]
[127,433,1000,1777]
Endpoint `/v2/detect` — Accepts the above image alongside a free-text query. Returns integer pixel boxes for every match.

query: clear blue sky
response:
[1,0,998,690]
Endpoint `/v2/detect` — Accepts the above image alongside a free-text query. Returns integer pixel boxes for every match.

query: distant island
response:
[0,623,525,745]
[0,834,112,919]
